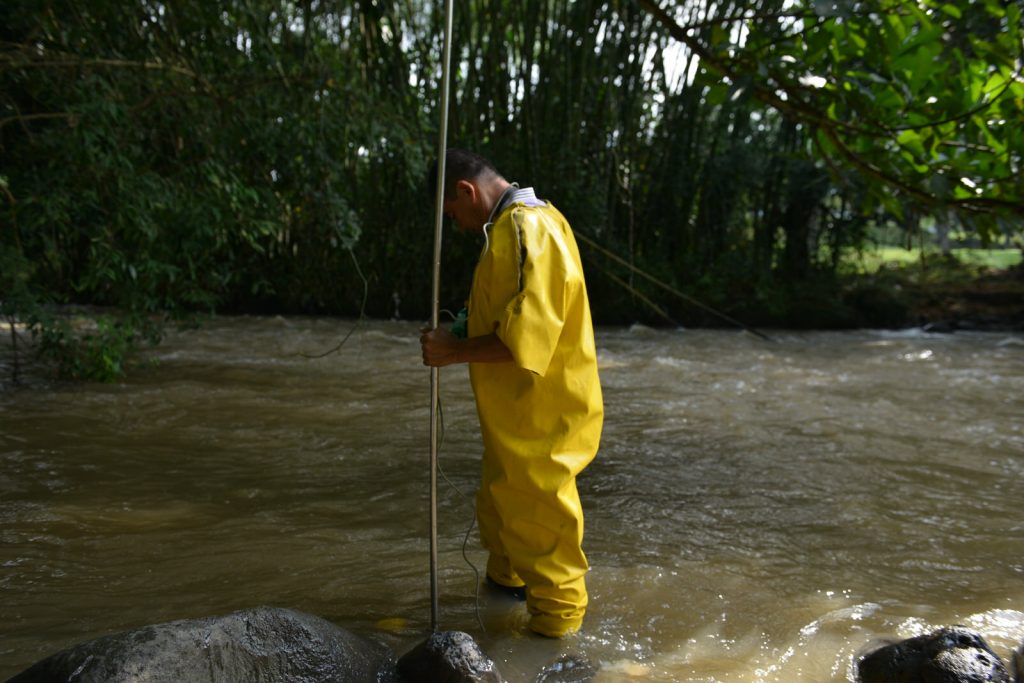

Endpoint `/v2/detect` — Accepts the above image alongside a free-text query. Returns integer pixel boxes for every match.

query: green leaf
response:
[897,129,926,157]
[940,4,962,19]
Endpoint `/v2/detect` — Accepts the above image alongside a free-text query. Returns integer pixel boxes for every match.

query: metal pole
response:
[429,0,455,633]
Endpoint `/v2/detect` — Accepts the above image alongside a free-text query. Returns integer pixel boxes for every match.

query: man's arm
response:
[420,327,513,367]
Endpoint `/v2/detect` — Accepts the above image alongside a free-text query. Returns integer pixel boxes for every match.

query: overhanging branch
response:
[635,0,1023,218]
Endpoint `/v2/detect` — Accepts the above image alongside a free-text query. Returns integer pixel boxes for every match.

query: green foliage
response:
[1,0,1021,382]
[841,246,1022,274]
[35,313,143,382]
[669,0,1024,238]
[1,0,433,379]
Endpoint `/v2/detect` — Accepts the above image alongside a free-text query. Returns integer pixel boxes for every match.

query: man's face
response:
[442,180,485,232]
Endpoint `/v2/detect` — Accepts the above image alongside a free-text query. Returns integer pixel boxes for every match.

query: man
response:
[420,149,603,638]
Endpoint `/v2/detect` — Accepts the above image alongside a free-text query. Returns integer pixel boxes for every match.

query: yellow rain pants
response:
[467,201,603,637]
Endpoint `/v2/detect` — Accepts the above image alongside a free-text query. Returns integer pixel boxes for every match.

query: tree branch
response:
[637,0,1022,217]
[1,57,202,81]
[636,0,870,137]
[1,43,214,92]
[0,111,75,130]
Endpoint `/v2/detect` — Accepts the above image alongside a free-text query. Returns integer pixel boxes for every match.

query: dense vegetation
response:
[2,0,1022,380]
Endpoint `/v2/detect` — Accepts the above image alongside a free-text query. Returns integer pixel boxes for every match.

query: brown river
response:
[1,317,1022,681]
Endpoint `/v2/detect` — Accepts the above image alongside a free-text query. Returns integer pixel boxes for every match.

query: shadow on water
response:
[1,317,1022,681]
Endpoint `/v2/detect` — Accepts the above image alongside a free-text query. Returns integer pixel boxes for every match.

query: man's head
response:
[429,149,509,232]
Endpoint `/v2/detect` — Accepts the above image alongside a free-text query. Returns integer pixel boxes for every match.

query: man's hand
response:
[420,326,461,367]
[420,327,515,367]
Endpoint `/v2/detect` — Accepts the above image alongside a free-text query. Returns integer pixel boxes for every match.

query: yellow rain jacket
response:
[467,200,603,637]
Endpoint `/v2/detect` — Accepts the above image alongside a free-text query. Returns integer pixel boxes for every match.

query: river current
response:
[1,317,1022,681]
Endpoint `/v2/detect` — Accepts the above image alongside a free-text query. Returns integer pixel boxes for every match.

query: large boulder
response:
[7,607,397,683]
[857,626,1011,683]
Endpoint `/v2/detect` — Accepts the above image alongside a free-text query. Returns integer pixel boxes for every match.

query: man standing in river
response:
[420,149,603,638]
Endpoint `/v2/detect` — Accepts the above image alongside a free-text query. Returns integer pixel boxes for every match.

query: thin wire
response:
[574,229,774,341]
[299,65,369,361]
[298,247,369,359]
[434,395,487,634]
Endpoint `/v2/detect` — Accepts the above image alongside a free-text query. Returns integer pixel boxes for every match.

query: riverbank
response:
[2,261,1022,387]
[844,261,1024,332]
[661,260,1024,333]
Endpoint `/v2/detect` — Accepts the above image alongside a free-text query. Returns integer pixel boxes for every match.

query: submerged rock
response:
[857,626,1010,683]
[7,607,397,683]
[535,654,598,682]
[396,631,501,683]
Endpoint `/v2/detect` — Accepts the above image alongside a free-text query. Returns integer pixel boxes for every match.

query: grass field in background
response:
[840,247,1022,274]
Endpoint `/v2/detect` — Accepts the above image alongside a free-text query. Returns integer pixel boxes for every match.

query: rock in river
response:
[857,626,1011,683]
[396,631,501,682]
[7,607,397,683]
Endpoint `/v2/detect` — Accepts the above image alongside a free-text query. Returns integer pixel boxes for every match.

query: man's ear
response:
[454,179,477,202]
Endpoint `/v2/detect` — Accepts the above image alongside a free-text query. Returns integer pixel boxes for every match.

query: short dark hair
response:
[428,148,501,200]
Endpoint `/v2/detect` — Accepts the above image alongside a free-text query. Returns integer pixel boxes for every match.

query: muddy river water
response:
[1,317,1022,681]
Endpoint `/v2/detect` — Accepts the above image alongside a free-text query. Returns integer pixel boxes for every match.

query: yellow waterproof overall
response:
[467,202,603,637]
